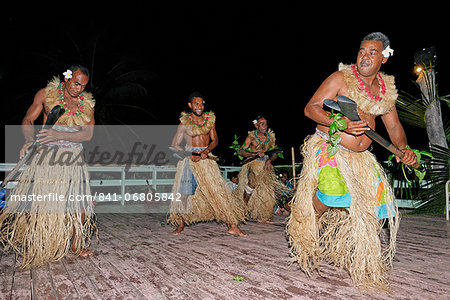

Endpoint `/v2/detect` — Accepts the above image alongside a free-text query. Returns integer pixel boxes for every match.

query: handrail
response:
[446,180,450,221]
[0,163,428,209]
[0,163,301,206]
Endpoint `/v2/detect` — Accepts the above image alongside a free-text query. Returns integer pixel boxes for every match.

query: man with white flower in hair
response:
[287,32,417,291]
[0,65,96,267]
[234,115,287,223]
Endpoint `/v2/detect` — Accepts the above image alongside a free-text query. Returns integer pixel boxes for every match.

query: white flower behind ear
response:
[382,46,394,58]
[252,120,257,124]
[63,70,73,79]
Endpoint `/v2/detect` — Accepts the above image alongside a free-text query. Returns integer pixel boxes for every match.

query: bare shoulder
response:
[309,71,346,104]
[34,88,47,102]
[22,88,48,123]
[324,71,345,88]
[242,134,253,148]
[324,71,348,96]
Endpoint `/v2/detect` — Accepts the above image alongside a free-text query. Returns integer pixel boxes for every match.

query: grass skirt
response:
[167,158,246,226]
[235,160,287,221]
[286,135,399,291]
[0,146,95,268]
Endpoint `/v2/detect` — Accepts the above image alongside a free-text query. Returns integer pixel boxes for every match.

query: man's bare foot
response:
[228,224,247,237]
[78,249,93,258]
[257,219,274,224]
[172,223,185,235]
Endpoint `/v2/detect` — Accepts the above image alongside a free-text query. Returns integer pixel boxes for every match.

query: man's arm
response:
[305,71,369,136]
[36,111,95,144]
[22,89,46,141]
[208,125,219,149]
[171,123,186,151]
[238,136,258,158]
[381,107,417,165]
[305,72,343,126]
[19,89,46,158]
[268,151,278,163]
[262,149,279,171]
[200,125,218,159]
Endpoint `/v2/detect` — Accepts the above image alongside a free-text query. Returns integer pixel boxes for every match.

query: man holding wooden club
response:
[0,65,95,267]
[234,116,287,223]
[287,32,416,291]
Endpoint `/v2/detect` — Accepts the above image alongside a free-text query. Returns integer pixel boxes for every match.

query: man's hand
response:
[396,149,417,166]
[255,149,265,158]
[343,117,370,136]
[200,149,209,160]
[19,141,34,159]
[36,129,62,144]
[264,159,273,171]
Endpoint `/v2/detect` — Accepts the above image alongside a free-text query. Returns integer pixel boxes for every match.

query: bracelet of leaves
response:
[269,145,284,159]
[387,145,432,185]
[229,135,252,160]
[326,112,347,157]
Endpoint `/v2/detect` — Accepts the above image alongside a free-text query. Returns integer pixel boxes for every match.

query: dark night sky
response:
[1,6,449,164]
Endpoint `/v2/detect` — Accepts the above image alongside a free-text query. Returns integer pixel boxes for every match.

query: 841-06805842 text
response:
[95,192,182,202]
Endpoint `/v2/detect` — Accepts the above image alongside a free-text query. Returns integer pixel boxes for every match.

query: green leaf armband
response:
[387,145,433,184]
[325,112,347,157]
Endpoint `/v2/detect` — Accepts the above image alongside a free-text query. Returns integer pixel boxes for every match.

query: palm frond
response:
[396,90,426,128]
[444,119,450,141]
[413,144,450,214]
[439,94,450,109]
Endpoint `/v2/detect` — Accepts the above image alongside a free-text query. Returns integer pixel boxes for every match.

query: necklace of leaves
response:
[326,112,347,157]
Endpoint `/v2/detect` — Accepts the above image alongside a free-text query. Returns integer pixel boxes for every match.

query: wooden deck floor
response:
[1,213,449,300]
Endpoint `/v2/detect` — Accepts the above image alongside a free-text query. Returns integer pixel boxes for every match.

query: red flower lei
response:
[351,64,386,102]
[187,112,210,128]
[57,82,85,116]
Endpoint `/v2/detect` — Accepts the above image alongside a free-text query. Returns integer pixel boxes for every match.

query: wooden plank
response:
[46,260,80,299]
[9,254,31,300]
[0,253,15,299]
[74,255,129,299]
[84,249,149,299]
[97,214,201,299]
[61,257,103,300]
[0,213,449,299]
[31,264,58,300]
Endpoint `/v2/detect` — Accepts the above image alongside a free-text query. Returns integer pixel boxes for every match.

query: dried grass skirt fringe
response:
[286,135,399,291]
[167,158,246,226]
[0,147,95,268]
[234,160,287,221]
